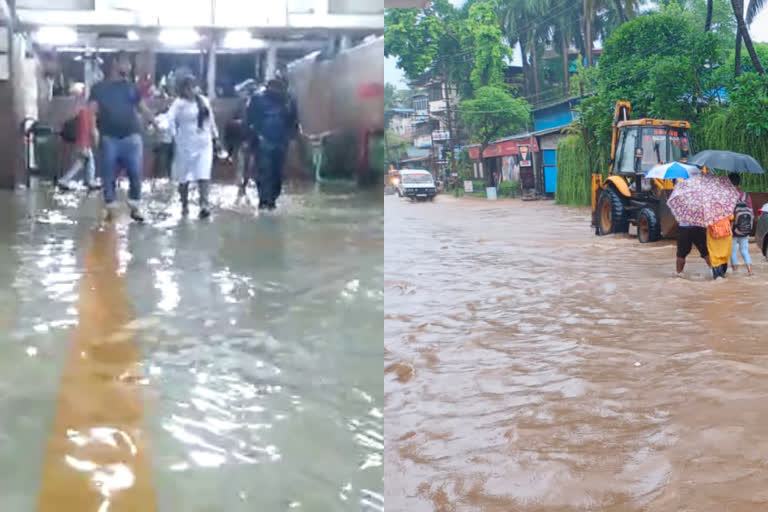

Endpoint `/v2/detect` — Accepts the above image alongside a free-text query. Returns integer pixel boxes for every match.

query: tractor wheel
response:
[638,207,661,243]
[597,188,629,235]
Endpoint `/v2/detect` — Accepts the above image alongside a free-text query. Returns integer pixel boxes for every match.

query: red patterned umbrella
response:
[668,174,741,227]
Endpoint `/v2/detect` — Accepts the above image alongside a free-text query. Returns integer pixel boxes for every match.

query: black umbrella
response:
[688,150,766,174]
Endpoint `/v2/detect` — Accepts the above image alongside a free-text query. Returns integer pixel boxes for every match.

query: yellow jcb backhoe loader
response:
[591,101,694,242]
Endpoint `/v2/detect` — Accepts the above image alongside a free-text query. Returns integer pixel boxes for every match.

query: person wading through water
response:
[729,172,754,276]
[89,51,156,222]
[166,74,220,218]
[245,78,299,210]
[58,82,100,192]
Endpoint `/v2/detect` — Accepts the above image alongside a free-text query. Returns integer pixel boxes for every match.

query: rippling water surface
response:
[385,195,768,512]
[0,182,382,511]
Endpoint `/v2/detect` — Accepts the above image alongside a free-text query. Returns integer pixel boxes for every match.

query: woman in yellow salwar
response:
[707,215,733,279]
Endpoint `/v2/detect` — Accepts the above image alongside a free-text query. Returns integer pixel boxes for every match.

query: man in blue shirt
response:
[246,78,299,210]
[89,51,155,222]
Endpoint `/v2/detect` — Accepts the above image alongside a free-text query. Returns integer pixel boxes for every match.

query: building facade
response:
[467,95,590,196]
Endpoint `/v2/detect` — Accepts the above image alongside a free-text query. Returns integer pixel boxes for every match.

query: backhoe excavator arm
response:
[609,101,631,174]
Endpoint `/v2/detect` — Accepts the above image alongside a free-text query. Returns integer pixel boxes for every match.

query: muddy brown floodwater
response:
[385,195,768,512]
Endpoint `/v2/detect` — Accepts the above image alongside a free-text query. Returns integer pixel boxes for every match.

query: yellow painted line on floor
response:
[37,226,157,512]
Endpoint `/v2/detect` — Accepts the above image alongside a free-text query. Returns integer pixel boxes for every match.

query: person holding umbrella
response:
[676,150,766,278]
[644,161,708,276]
[668,174,741,279]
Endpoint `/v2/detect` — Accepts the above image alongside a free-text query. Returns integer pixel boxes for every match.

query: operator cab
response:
[613,120,693,192]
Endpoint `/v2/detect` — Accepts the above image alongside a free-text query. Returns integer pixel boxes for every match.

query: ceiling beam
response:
[15,8,382,33]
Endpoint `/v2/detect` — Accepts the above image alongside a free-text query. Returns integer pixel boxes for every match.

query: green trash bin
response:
[32,124,58,183]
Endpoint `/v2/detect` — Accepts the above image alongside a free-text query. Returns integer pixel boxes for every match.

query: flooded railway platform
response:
[0,182,383,511]
[385,195,768,511]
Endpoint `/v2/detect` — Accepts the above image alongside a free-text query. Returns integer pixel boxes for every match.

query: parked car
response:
[756,202,768,258]
[396,169,436,201]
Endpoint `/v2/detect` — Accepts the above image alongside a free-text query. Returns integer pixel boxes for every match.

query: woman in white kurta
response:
[167,75,219,218]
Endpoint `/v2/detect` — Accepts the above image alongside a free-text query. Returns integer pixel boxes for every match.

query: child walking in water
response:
[729,173,754,276]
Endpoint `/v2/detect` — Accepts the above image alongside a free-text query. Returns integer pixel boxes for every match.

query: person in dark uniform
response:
[245,78,299,210]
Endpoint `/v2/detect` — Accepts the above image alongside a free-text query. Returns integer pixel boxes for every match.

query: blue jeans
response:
[256,143,286,205]
[731,236,752,266]
[100,134,143,204]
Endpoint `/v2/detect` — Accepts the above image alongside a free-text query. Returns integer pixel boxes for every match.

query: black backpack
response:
[60,116,78,143]
[733,192,754,237]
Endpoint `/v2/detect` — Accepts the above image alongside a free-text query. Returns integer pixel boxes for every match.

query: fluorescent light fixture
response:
[222,30,267,49]
[158,29,200,46]
[127,30,139,41]
[223,30,252,47]
[36,27,78,46]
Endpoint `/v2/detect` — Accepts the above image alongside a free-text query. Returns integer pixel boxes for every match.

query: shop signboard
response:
[519,144,531,167]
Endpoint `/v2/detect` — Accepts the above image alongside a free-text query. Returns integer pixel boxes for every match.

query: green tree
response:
[463,1,508,92]
[460,86,530,185]
[580,10,722,170]
[384,1,464,86]
[385,1,464,170]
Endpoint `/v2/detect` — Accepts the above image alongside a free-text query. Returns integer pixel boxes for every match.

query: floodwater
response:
[0,181,383,511]
[385,195,768,512]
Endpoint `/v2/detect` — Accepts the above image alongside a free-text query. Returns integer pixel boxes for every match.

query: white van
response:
[396,169,436,201]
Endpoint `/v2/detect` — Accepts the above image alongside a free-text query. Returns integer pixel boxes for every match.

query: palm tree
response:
[552,0,583,96]
[594,0,640,42]
[613,0,628,23]
[554,16,572,96]
[584,0,596,67]
[498,0,546,99]
[731,0,765,75]
[746,0,768,23]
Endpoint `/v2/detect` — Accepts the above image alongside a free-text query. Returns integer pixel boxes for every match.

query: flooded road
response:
[385,195,768,512]
[0,182,382,511]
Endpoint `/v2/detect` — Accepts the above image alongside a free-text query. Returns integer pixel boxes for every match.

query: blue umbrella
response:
[644,161,702,180]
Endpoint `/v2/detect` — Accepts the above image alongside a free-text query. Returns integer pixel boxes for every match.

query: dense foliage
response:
[386,0,768,195]
[555,135,592,206]
[460,86,530,160]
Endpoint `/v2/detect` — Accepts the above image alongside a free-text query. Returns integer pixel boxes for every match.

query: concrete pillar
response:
[207,41,217,99]
[265,45,277,81]
[0,4,19,189]
[339,35,351,51]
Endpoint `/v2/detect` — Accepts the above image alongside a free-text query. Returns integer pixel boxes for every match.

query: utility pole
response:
[442,62,456,175]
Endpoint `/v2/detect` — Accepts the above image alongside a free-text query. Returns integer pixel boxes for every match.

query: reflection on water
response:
[385,196,767,512]
[0,183,382,511]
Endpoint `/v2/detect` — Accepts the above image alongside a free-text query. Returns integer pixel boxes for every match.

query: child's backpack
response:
[60,116,78,143]
[733,191,754,237]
